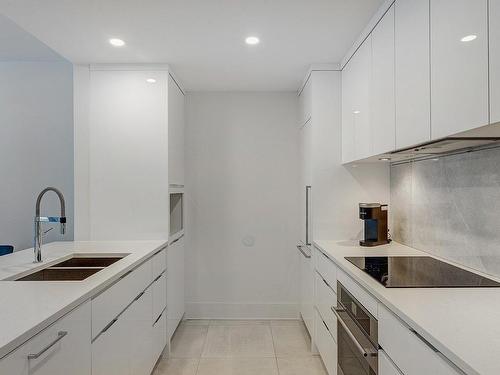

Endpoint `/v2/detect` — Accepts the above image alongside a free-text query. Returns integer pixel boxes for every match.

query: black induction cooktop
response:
[345,256,500,288]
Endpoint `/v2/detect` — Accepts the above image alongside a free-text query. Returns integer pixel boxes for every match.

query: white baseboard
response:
[185,302,300,320]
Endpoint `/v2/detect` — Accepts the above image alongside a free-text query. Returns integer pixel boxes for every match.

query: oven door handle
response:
[332,306,377,358]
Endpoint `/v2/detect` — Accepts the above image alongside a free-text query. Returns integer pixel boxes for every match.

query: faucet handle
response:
[43,227,54,236]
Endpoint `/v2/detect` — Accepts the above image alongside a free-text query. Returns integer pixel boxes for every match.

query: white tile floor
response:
[153,320,327,375]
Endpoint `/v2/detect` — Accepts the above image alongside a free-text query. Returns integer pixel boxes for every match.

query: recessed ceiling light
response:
[245,36,260,45]
[109,38,125,47]
[379,157,391,161]
[146,78,157,83]
[461,34,477,42]
[353,110,361,114]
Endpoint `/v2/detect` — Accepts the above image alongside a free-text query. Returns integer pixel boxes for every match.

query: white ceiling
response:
[0,14,64,61]
[0,0,384,91]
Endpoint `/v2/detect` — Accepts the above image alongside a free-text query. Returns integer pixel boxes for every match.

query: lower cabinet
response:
[167,235,185,341]
[0,301,91,375]
[314,308,337,375]
[152,309,167,363]
[380,350,403,375]
[299,244,314,335]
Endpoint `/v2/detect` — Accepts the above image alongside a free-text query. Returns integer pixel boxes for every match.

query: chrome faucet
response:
[34,187,66,263]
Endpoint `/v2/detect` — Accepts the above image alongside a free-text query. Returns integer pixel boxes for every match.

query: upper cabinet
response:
[395,0,430,149]
[342,35,372,163]
[299,78,312,127]
[371,5,395,155]
[491,0,500,124]
[430,0,489,139]
[168,75,185,186]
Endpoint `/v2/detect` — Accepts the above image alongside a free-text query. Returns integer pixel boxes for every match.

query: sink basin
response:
[52,256,124,268]
[13,254,128,281]
[16,267,102,281]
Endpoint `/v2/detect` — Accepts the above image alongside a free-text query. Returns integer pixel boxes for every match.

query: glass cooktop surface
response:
[345,256,500,288]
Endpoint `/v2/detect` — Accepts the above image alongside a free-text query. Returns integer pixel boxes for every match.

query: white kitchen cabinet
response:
[152,309,167,363]
[167,235,185,341]
[87,68,170,240]
[299,119,312,246]
[491,0,500,124]
[371,4,395,155]
[299,244,314,335]
[379,304,461,375]
[379,350,403,375]
[299,77,312,127]
[314,309,337,375]
[430,0,489,139]
[395,0,430,148]
[342,35,372,163]
[92,283,155,375]
[153,272,167,322]
[0,301,91,375]
[168,74,185,186]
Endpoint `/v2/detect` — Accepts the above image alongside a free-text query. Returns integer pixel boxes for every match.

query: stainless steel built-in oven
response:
[332,282,379,375]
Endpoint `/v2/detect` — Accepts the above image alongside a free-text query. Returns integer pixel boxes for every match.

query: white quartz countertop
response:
[314,240,500,375]
[0,240,167,359]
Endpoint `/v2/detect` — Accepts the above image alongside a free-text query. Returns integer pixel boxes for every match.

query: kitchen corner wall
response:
[391,146,500,277]
[185,92,299,319]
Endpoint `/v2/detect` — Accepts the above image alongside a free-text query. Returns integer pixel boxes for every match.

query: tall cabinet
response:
[299,69,389,375]
[74,64,186,358]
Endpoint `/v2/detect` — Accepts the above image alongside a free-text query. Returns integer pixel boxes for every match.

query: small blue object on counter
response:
[0,245,14,256]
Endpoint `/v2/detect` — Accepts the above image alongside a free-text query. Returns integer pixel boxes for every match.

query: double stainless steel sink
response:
[14,255,127,281]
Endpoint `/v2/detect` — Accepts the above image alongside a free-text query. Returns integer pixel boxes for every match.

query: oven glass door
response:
[338,320,377,375]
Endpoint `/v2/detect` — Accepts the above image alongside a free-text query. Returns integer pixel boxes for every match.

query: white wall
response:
[185,92,300,319]
[0,61,74,251]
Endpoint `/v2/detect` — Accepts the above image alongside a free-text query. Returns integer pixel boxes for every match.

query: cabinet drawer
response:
[152,309,167,364]
[92,258,152,338]
[379,304,460,375]
[337,268,377,317]
[314,309,337,375]
[152,272,167,321]
[379,350,402,375]
[314,271,337,340]
[152,247,167,279]
[0,301,91,375]
[315,247,337,289]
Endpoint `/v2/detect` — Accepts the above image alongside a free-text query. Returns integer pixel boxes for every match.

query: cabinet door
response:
[300,247,314,336]
[168,74,185,186]
[371,4,395,155]
[167,236,185,341]
[342,36,372,162]
[0,301,91,375]
[379,350,403,375]
[431,0,488,138]
[395,0,431,148]
[128,288,154,375]
[491,0,500,124]
[299,120,312,244]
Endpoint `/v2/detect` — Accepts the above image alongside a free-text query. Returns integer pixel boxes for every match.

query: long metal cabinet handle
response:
[296,245,311,259]
[331,306,376,358]
[28,331,68,360]
[305,186,311,245]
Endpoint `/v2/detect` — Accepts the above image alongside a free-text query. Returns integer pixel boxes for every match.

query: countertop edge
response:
[0,240,168,360]
[312,240,477,375]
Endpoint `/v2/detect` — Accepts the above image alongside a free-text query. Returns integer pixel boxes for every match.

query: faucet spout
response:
[33,187,67,263]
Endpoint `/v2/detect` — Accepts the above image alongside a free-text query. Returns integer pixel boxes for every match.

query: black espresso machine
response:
[359,203,390,247]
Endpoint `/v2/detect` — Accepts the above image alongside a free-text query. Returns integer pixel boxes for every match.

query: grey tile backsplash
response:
[390,146,500,278]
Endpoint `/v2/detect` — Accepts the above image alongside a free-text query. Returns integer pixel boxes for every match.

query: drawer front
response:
[314,309,338,375]
[152,309,167,364]
[314,271,337,341]
[0,301,91,375]
[152,272,167,321]
[379,304,460,375]
[337,268,378,318]
[152,247,167,278]
[380,350,402,375]
[92,258,152,338]
[315,247,337,288]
